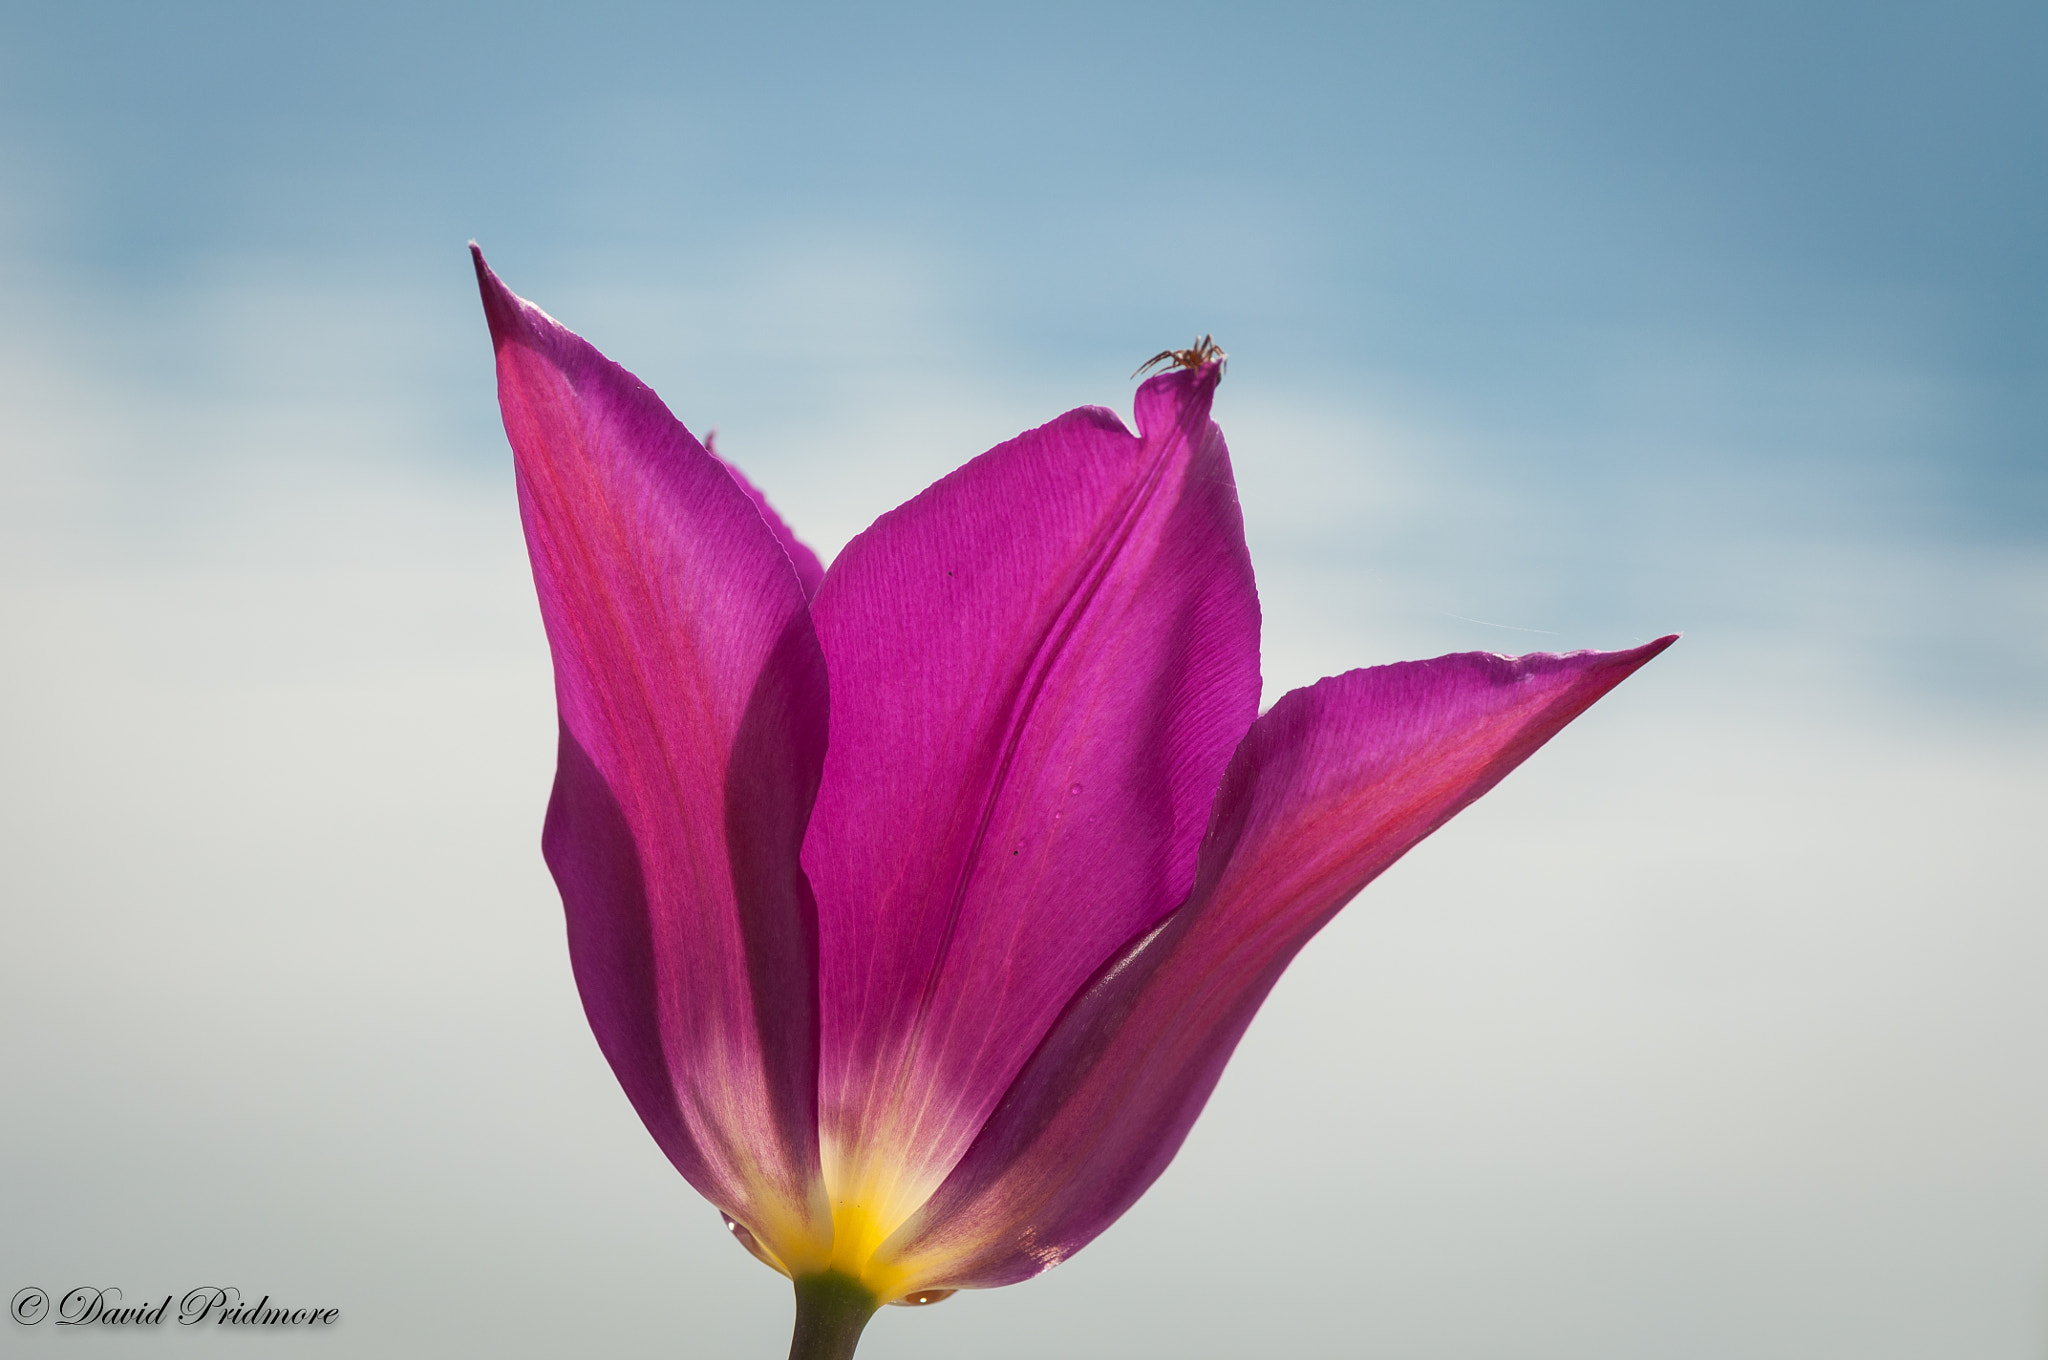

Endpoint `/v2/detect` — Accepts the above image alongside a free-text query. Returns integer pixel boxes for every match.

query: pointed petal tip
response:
[470,243,529,348]
[469,248,583,361]
[1441,631,1675,704]
[1621,632,1680,666]
[1491,631,1677,670]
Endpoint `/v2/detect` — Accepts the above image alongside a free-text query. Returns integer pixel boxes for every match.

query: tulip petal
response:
[710,437,827,598]
[475,249,830,1249]
[891,638,1676,1286]
[803,367,1263,1231]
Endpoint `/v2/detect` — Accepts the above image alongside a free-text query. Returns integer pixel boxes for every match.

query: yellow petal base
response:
[732,1151,942,1304]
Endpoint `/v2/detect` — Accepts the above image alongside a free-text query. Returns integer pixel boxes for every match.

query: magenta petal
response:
[475,248,829,1240]
[715,446,828,599]
[893,638,1676,1286]
[803,365,1264,1207]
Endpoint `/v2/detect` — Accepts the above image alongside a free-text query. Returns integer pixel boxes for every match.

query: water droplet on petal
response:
[1069,782,1083,795]
[887,1289,957,1307]
[720,1212,779,1271]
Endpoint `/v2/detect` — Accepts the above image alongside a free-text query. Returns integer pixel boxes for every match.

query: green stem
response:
[787,1272,880,1360]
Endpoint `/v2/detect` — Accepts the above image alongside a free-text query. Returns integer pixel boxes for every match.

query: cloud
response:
[3,218,2044,1357]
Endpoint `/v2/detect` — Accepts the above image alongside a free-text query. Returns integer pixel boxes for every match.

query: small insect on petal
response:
[1133,334,1227,379]
[474,247,1672,1358]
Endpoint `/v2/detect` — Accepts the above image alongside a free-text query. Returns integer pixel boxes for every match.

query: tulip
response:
[473,246,1672,1359]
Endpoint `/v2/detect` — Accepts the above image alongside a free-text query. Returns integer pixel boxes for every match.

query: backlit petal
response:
[890,638,1676,1286]
[475,248,830,1256]
[713,440,827,599]
[802,366,1263,1252]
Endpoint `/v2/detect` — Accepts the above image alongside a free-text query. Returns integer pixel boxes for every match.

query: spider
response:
[1132,334,1227,379]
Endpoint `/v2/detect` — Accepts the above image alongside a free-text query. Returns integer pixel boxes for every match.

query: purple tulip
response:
[473,247,1673,1359]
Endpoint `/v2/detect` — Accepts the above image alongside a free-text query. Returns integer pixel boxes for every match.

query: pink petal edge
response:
[892,636,1677,1286]
[707,433,827,598]
[802,365,1265,1211]
[475,247,831,1243]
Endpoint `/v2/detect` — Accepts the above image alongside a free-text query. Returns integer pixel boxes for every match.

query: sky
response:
[1,2,2043,1357]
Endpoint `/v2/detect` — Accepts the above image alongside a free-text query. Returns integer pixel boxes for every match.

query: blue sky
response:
[6,1,2041,695]
[2,4,2043,1358]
